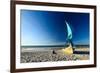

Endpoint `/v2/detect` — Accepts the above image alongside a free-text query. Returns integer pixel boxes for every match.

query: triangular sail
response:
[65,21,72,40]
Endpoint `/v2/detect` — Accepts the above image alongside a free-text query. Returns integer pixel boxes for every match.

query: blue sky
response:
[21,10,89,46]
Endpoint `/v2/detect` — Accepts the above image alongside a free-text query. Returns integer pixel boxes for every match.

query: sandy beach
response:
[21,47,89,63]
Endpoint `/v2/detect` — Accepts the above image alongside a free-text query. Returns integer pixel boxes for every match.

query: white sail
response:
[65,21,72,40]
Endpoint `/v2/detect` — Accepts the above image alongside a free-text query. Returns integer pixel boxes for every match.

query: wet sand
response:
[21,47,89,63]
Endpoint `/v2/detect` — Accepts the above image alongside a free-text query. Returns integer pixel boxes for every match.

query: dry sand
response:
[21,48,89,63]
